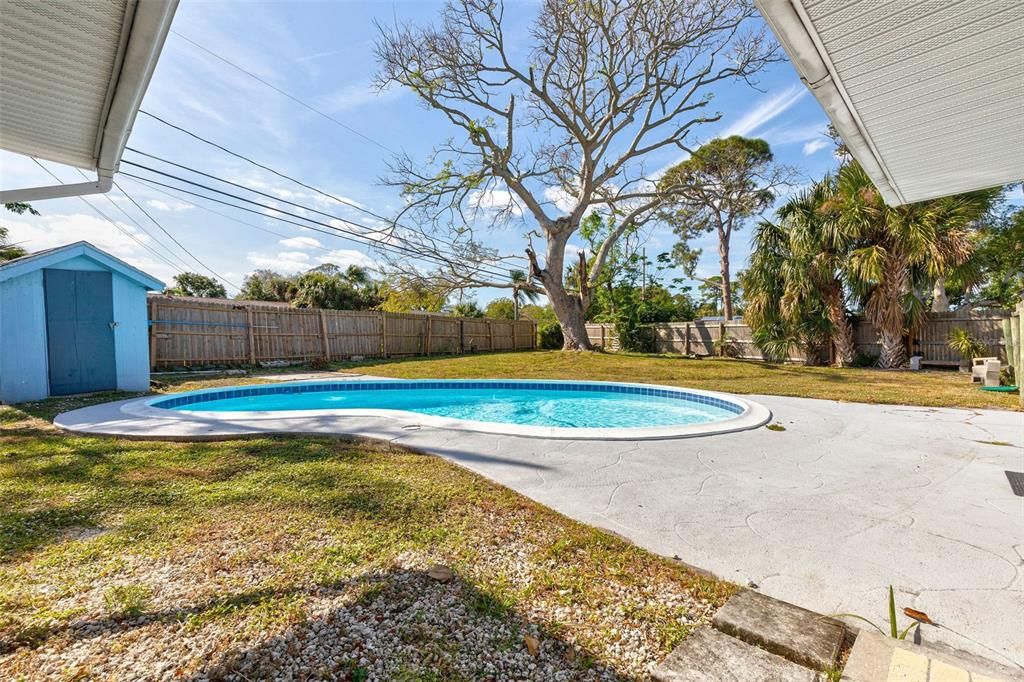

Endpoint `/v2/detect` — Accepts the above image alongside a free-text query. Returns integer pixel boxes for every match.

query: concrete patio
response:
[55,384,1024,671]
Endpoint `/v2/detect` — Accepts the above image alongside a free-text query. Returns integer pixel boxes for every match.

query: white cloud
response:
[4,212,179,285]
[468,188,523,217]
[720,84,808,138]
[279,236,323,250]
[802,138,829,156]
[543,186,578,213]
[145,199,193,212]
[246,248,376,273]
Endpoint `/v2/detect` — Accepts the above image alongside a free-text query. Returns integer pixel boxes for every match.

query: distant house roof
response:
[0,1,179,202]
[0,241,165,290]
[755,0,1023,205]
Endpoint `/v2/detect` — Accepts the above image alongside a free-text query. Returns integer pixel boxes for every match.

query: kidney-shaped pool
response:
[142,379,771,440]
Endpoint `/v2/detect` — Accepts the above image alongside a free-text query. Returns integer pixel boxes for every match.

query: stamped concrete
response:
[54,383,1024,670]
[712,589,846,671]
[652,626,818,681]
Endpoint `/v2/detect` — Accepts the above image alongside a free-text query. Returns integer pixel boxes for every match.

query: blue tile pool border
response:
[150,380,746,415]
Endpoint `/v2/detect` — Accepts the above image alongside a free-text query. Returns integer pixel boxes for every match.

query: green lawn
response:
[1,350,1015,678]
[335,351,1021,411]
[0,402,730,680]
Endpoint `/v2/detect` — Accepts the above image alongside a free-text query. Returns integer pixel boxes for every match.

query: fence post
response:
[719,321,726,356]
[246,307,256,365]
[381,311,389,359]
[512,320,517,350]
[533,321,537,349]
[684,322,691,355]
[487,320,493,351]
[1017,301,1024,407]
[424,315,431,356]
[319,309,331,361]
[459,319,465,354]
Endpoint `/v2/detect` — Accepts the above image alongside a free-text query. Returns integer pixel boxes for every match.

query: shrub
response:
[308,357,330,371]
[613,313,655,353]
[713,334,740,358]
[537,321,564,349]
[851,351,879,368]
[946,327,986,361]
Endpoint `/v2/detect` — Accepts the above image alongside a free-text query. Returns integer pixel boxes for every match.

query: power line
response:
[118,157,517,281]
[118,166,516,283]
[127,175,375,260]
[170,30,397,155]
[125,148,389,236]
[30,158,186,275]
[132,111,529,266]
[73,168,194,271]
[111,179,240,291]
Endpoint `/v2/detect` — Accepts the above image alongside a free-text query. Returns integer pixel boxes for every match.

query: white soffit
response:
[756,0,1024,205]
[0,0,177,200]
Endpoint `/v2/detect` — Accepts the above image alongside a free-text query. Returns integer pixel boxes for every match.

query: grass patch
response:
[766,424,787,432]
[0,403,727,678]
[330,351,1020,411]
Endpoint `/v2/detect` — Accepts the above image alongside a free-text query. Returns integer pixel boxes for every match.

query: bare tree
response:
[375,0,778,349]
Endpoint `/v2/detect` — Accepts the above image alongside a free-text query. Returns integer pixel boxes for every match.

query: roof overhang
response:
[0,0,178,203]
[755,0,1024,205]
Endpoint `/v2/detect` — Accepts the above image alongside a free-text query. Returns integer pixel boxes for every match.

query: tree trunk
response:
[719,229,733,320]
[878,328,907,369]
[536,226,594,351]
[548,285,592,350]
[930,276,950,313]
[824,283,855,367]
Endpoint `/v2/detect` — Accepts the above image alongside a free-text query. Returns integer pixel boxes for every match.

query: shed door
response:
[44,269,117,395]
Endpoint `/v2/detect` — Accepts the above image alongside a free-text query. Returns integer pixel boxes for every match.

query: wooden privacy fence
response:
[585,310,1011,365]
[148,295,536,369]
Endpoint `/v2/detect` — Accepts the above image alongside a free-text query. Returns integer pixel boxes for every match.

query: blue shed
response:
[0,241,164,404]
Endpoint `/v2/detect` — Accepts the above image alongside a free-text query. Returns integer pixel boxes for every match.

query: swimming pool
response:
[144,379,770,440]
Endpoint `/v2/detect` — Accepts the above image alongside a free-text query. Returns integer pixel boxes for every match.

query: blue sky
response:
[1,0,844,303]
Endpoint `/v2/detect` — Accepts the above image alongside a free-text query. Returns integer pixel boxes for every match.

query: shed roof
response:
[0,0,178,201]
[0,241,165,290]
[755,0,1024,205]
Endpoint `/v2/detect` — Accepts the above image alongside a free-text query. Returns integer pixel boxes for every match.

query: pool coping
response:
[59,378,772,441]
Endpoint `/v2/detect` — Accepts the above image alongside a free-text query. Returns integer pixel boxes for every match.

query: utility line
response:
[170,30,397,155]
[132,111,529,266]
[125,148,389,236]
[118,159,517,282]
[118,169,514,284]
[111,179,241,291]
[127,176,357,259]
[30,159,186,275]
[74,168,193,271]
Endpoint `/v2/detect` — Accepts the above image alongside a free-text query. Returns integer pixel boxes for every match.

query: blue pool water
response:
[153,381,743,429]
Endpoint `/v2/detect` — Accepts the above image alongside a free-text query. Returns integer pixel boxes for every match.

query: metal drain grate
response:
[1006,471,1024,497]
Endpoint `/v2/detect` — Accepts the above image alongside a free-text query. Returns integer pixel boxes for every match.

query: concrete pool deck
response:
[55,380,1024,670]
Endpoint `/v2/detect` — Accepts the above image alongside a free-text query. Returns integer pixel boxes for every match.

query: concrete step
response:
[712,589,847,671]
[652,626,820,682]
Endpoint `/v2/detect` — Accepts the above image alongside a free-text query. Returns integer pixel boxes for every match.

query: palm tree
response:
[835,163,993,368]
[779,177,857,366]
[510,269,538,320]
[745,177,857,366]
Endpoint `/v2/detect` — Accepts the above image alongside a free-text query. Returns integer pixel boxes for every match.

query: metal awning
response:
[0,0,178,202]
[756,0,1024,205]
